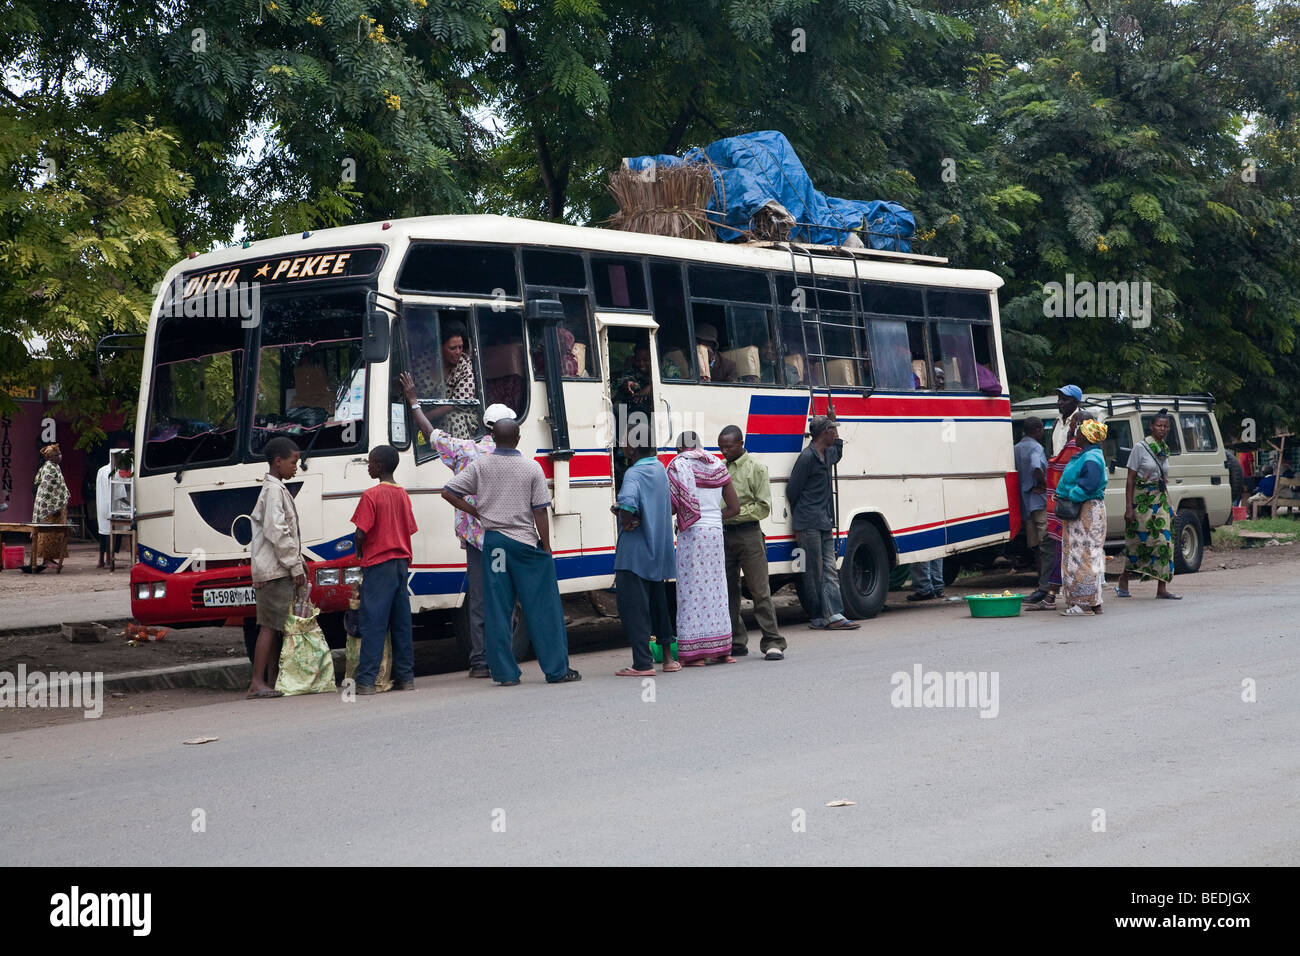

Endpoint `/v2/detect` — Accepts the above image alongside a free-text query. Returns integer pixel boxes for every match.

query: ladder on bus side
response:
[785,243,871,541]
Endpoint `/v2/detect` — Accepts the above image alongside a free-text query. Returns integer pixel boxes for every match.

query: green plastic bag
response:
[275,599,336,696]
[344,634,392,692]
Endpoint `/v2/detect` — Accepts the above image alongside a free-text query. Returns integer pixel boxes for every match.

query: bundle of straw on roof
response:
[607,160,717,241]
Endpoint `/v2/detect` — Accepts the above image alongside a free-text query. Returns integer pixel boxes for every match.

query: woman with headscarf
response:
[667,431,741,665]
[1025,408,1086,611]
[1055,419,1109,616]
[25,444,70,573]
[1115,409,1180,600]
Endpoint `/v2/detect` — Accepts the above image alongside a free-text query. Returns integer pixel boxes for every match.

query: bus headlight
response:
[136,583,150,600]
[315,568,341,586]
[343,567,363,585]
[152,582,166,599]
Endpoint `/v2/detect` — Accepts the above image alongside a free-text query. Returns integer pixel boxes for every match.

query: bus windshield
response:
[252,289,369,457]
[144,317,245,471]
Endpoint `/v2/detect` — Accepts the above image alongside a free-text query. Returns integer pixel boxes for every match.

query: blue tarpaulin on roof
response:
[625,130,915,251]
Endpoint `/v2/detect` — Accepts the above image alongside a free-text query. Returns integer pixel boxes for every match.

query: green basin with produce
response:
[962,593,1024,618]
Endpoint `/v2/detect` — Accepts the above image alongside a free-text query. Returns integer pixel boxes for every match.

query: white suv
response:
[1011,393,1232,574]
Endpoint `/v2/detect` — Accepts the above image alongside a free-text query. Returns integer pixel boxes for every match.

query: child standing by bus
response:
[351,445,419,694]
[248,436,306,700]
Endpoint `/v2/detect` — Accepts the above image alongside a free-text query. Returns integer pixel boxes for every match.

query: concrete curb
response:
[25,649,349,695]
[0,618,134,640]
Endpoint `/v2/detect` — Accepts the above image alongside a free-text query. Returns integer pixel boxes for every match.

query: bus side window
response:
[686,265,770,384]
[527,292,594,379]
[477,306,528,421]
[868,318,922,390]
[649,260,695,380]
[592,256,648,310]
[971,323,1002,394]
[723,304,776,384]
[777,310,808,386]
[929,321,978,391]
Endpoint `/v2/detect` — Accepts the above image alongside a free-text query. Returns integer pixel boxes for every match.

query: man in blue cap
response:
[1053,385,1083,456]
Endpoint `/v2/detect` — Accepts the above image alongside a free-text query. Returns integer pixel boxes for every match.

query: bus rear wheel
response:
[840,522,890,620]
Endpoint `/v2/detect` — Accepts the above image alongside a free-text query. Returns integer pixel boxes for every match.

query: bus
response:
[127,214,1017,647]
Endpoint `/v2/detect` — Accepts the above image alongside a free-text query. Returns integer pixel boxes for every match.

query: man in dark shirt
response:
[786,417,859,630]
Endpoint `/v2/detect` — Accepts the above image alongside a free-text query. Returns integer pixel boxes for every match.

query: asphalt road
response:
[2,561,1296,866]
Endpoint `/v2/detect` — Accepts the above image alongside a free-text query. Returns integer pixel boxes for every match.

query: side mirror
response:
[364,308,390,363]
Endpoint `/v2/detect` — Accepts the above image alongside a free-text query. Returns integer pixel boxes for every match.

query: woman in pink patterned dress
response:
[668,432,741,665]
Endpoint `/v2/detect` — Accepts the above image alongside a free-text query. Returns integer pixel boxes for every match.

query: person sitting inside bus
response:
[695,323,736,383]
[758,339,801,386]
[613,345,656,419]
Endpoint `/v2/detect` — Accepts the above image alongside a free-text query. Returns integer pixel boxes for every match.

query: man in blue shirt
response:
[1015,416,1051,604]
[613,436,677,676]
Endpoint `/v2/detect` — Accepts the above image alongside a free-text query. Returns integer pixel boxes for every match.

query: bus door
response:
[595,313,662,496]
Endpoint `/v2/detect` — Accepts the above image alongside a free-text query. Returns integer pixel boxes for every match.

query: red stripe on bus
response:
[746,413,810,433]
[534,454,612,479]
[812,395,1011,417]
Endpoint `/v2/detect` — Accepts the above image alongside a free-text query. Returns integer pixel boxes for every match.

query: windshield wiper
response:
[173,395,244,481]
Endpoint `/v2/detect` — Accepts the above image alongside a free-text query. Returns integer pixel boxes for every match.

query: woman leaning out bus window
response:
[1056,419,1109,617]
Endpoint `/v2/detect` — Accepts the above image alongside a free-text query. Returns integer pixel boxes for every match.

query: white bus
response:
[127,214,1017,648]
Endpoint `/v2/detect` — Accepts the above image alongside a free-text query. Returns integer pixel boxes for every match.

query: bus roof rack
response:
[750,240,949,267]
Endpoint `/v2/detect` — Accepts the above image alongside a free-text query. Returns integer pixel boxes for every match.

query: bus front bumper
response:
[128,560,358,626]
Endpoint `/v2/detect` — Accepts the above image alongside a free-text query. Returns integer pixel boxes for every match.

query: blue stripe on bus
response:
[748,394,811,415]
[746,433,805,453]
[408,550,619,596]
[894,513,1010,553]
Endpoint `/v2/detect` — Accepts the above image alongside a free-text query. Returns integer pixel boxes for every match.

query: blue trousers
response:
[910,558,944,595]
[482,530,570,682]
[358,558,414,686]
[795,528,846,626]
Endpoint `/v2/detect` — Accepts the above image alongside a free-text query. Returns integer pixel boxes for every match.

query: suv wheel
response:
[1174,508,1204,575]
[839,522,890,619]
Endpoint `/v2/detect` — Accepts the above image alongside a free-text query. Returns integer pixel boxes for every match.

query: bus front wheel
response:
[840,522,890,620]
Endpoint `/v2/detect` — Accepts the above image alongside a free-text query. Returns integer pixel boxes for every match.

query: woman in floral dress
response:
[27,444,70,573]
[667,432,740,664]
[1115,409,1181,600]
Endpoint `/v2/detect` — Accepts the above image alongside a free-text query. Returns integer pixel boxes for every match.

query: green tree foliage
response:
[4,0,1300,442]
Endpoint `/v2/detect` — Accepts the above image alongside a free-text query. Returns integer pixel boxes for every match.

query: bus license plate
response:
[203,587,257,608]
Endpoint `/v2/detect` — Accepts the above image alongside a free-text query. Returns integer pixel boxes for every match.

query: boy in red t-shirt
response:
[350,445,418,694]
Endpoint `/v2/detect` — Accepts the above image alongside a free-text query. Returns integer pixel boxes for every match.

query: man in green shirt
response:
[717,425,787,660]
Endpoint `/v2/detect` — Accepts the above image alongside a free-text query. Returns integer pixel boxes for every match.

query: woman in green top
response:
[1056,419,1109,617]
[1115,409,1180,599]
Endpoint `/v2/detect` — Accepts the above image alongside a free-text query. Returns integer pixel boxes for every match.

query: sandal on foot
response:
[546,668,582,684]
[827,618,860,630]
[1113,586,1130,598]
[1059,604,1093,616]
[246,689,284,699]
[663,660,682,672]
[615,667,655,677]
[1157,592,1182,600]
